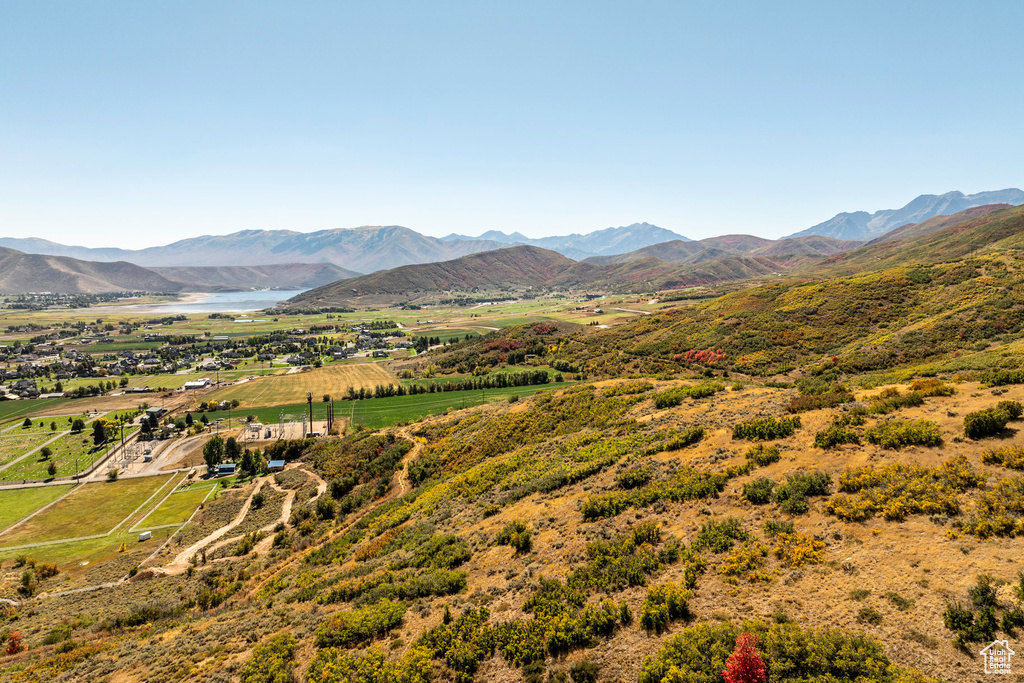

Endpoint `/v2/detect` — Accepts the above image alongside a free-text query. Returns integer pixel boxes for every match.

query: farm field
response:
[348,382,569,429]
[0,398,74,425]
[0,484,75,534]
[136,483,216,529]
[0,474,175,547]
[201,362,397,408]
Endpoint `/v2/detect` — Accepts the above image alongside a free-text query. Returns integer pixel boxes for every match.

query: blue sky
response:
[1,1,1022,247]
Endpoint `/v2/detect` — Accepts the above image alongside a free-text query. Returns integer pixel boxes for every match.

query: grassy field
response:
[201,362,397,408]
[348,382,570,429]
[136,484,215,529]
[0,398,74,424]
[0,414,90,435]
[0,474,174,546]
[0,526,176,576]
[0,484,75,535]
[430,328,480,342]
[0,432,57,468]
[0,425,139,483]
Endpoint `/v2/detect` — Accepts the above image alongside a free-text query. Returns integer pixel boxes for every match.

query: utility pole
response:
[306,392,313,436]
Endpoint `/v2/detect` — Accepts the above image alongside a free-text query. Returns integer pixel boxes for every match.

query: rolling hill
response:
[0,247,186,294]
[288,245,794,307]
[290,246,576,306]
[0,245,361,294]
[585,234,860,265]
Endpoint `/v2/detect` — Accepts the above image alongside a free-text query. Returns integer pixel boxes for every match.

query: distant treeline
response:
[342,369,551,400]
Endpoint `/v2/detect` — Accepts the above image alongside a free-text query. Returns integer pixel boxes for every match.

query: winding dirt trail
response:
[152,478,266,576]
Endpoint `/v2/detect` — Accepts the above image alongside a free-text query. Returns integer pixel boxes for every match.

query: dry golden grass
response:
[201,362,397,408]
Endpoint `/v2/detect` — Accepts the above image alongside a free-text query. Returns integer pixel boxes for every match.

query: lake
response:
[118,290,307,314]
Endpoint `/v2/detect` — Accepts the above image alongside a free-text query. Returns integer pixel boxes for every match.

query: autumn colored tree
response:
[5,630,22,655]
[723,631,766,683]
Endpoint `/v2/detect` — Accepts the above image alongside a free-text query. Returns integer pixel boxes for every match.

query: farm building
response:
[268,460,286,472]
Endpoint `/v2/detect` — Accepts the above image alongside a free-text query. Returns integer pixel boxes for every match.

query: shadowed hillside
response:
[0,247,186,294]
[290,246,576,306]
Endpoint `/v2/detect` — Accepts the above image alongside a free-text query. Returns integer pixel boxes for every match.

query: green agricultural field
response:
[429,328,480,343]
[136,484,216,529]
[0,432,57,468]
[0,398,74,424]
[0,474,175,547]
[0,484,75,535]
[348,382,570,429]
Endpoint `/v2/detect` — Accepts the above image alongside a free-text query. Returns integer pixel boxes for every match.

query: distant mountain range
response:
[0,227,501,273]
[788,189,1024,240]
[2,188,1022,293]
[0,223,688,271]
[441,222,691,259]
[290,202,1024,307]
[0,245,357,295]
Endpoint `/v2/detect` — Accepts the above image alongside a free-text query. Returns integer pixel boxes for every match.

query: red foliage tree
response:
[5,630,23,656]
[722,631,766,683]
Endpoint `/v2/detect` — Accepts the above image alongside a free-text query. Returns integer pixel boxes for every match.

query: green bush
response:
[742,477,775,505]
[773,471,831,514]
[602,381,653,397]
[616,466,652,489]
[637,621,904,683]
[864,418,942,449]
[639,582,690,633]
[732,416,801,441]
[745,444,780,466]
[998,400,1024,419]
[813,424,860,449]
[980,369,1024,386]
[868,390,924,415]
[495,520,533,554]
[652,382,725,408]
[241,634,297,683]
[963,406,1015,439]
[692,517,748,553]
[315,599,406,647]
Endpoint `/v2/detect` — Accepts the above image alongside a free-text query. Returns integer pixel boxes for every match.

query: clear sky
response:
[1,1,1022,248]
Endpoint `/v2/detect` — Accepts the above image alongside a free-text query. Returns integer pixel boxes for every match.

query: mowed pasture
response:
[0,484,75,535]
[202,362,397,408]
[348,383,569,429]
[0,474,175,547]
[0,398,74,425]
[136,484,216,529]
